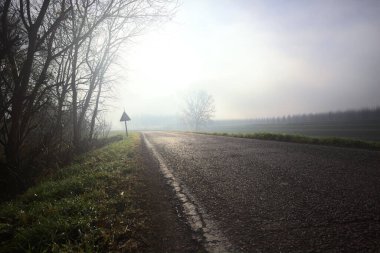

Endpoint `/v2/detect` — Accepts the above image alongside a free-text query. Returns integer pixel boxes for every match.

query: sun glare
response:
[123,30,202,98]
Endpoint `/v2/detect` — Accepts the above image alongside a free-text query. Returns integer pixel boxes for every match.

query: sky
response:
[109,0,380,129]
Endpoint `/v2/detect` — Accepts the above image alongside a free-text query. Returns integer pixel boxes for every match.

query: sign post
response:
[120,110,131,136]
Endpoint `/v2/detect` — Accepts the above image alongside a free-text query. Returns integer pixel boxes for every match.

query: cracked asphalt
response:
[142,131,380,252]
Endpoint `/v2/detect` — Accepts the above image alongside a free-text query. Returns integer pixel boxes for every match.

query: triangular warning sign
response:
[120,111,131,121]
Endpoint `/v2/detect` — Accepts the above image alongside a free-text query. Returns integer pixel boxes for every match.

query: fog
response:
[109,0,380,130]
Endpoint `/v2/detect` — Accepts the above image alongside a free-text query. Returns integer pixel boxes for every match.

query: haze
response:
[111,0,380,129]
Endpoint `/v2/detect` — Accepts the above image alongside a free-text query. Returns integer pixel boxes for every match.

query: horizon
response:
[108,0,380,128]
[115,106,380,131]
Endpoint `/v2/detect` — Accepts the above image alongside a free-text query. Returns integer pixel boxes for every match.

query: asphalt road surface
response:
[142,131,380,252]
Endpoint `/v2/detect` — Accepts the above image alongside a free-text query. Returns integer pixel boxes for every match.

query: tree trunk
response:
[89,80,103,141]
[71,43,80,150]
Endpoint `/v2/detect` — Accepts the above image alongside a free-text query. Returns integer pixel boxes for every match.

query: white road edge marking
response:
[142,133,233,253]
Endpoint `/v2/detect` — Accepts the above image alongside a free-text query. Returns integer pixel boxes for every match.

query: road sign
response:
[120,111,131,136]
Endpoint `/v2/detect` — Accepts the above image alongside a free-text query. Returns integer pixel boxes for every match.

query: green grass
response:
[109,130,131,137]
[198,132,380,151]
[0,133,147,252]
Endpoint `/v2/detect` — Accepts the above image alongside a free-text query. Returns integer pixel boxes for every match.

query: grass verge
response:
[198,132,380,151]
[0,133,148,252]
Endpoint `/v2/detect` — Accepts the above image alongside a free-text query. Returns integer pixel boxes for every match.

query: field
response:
[204,121,380,141]
[198,132,380,151]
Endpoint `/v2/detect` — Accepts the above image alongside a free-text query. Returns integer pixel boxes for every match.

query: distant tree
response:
[182,91,215,131]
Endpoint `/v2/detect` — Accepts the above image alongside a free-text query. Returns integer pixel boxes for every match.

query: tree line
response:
[0,0,172,197]
[247,107,380,125]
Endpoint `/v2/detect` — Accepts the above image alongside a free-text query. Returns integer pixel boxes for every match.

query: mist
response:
[108,0,380,130]
[2,1,380,250]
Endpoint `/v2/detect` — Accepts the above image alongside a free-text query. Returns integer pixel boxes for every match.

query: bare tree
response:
[182,90,216,131]
[0,0,71,166]
[0,0,176,194]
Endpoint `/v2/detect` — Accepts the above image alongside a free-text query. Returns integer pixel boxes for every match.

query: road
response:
[142,131,380,252]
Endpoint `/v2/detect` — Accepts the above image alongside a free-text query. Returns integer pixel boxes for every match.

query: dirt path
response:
[133,136,205,252]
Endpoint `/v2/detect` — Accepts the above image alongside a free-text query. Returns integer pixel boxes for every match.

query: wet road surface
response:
[142,131,380,252]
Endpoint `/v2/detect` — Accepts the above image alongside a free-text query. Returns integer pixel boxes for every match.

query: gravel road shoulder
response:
[133,136,205,252]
